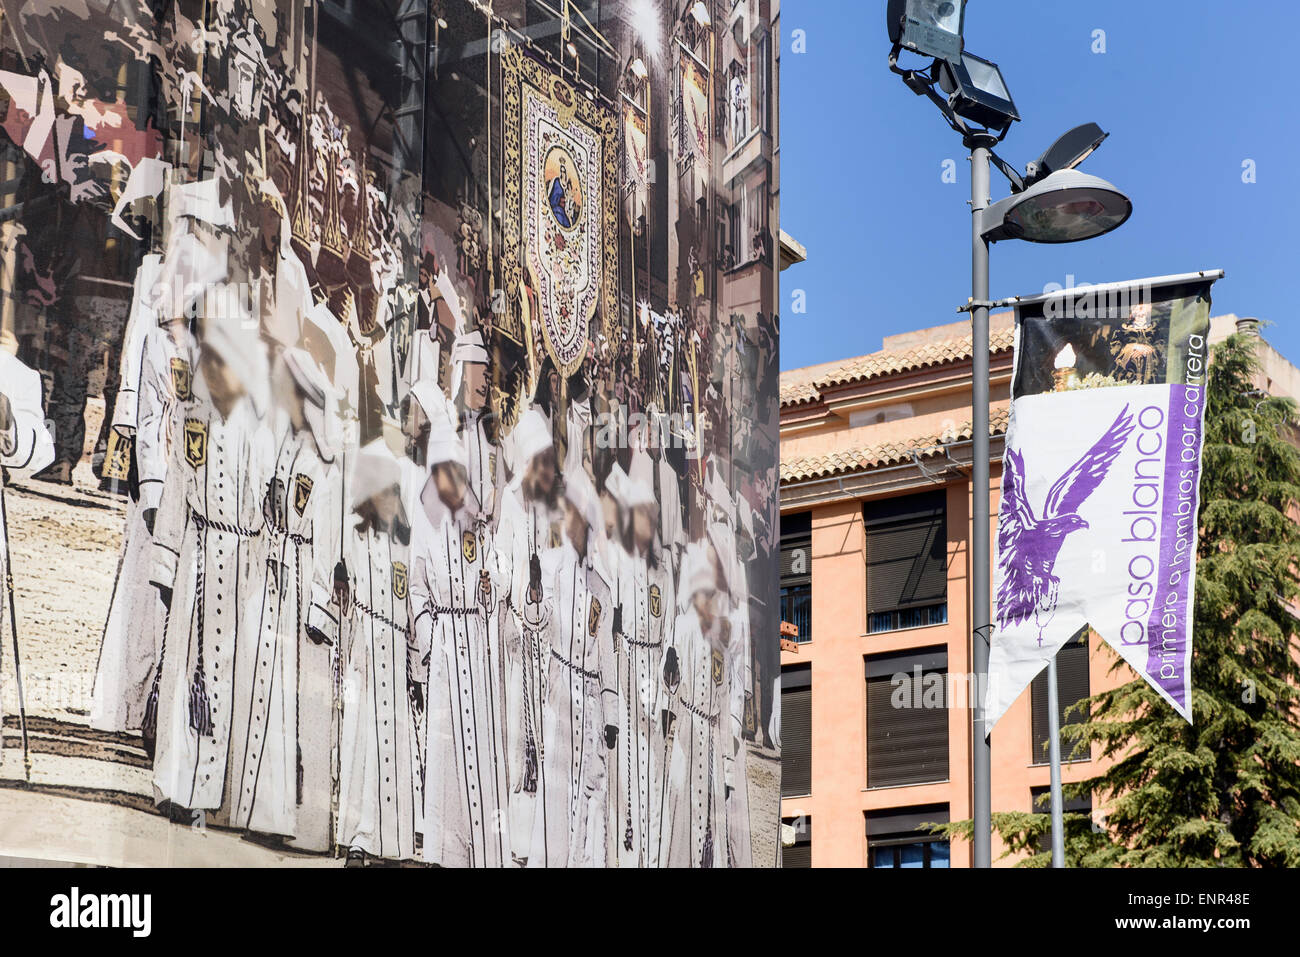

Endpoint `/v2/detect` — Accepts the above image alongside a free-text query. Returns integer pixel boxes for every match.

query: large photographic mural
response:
[0,0,780,867]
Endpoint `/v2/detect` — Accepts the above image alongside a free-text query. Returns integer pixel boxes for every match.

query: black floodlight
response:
[887,0,966,63]
[936,52,1019,133]
[1024,123,1109,186]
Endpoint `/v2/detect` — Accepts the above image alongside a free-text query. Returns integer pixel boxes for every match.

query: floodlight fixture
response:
[936,52,1019,134]
[888,0,966,63]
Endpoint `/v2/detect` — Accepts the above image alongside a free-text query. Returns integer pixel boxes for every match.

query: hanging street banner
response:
[985,270,1223,733]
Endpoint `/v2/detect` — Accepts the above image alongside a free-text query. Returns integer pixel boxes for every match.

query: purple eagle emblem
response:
[996,405,1136,644]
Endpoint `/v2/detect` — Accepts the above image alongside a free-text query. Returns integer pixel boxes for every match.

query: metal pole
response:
[969,137,993,868]
[0,483,32,781]
[1046,653,1066,867]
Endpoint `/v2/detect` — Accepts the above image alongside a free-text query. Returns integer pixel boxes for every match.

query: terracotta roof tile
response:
[779,327,1015,408]
[778,380,820,406]
[780,406,1010,484]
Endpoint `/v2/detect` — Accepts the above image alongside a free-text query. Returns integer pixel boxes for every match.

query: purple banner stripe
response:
[1144,384,1202,707]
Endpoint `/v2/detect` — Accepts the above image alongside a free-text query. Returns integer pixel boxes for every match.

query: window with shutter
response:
[865,649,949,788]
[1030,628,1091,765]
[781,816,811,868]
[1031,787,1094,854]
[864,491,948,634]
[780,584,811,644]
[780,664,812,796]
[780,511,812,642]
[866,804,950,868]
[1031,787,1093,816]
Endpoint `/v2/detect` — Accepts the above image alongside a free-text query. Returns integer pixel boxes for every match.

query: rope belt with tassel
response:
[265,517,313,644]
[550,647,600,682]
[189,509,263,736]
[623,638,634,854]
[702,728,715,868]
[678,695,720,726]
[266,516,312,804]
[520,630,542,792]
[353,596,411,638]
[140,588,174,755]
[425,602,482,625]
[424,600,484,659]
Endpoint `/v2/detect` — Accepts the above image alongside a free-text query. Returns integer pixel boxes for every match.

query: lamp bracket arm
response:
[889,44,943,99]
[888,47,1009,144]
[985,150,1025,192]
[919,83,976,139]
[887,43,916,79]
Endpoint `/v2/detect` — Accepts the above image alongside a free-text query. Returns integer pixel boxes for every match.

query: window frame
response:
[780,663,813,798]
[781,815,812,868]
[868,836,951,869]
[1029,628,1092,766]
[780,512,812,642]
[863,490,949,636]
[866,804,951,868]
[865,648,950,789]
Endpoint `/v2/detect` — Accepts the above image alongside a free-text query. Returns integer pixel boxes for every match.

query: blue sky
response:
[780,1,1300,371]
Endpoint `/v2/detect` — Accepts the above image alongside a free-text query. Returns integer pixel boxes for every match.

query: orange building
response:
[776,312,1292,868]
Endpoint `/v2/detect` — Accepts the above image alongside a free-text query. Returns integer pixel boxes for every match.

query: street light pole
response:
[1046,653,1066,867]
[889,7,1132,871]
[969,133,994,870]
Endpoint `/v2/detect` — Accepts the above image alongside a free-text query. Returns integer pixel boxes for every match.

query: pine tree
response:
[943,331,1300,866]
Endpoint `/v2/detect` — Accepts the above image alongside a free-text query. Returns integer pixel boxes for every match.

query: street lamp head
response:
[888,0,966,62]
[936,52,1018,134]
[986,169,1132,244]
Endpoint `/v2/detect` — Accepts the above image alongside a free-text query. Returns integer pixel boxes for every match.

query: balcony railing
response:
[867,603,948,635]
[780,584,811,643]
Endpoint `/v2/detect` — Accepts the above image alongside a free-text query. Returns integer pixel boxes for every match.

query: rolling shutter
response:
[1031,787,1093,816]
[781,816,811,868]
[781,540,811,582]
[1030,629,1091,765]
[866,649,949,788]
[783,844,810,868]
[1031,787,1094,854]
[865,803,949,836]
[864,491,946,615]
[780,664,812,796]
[780,511,811,584]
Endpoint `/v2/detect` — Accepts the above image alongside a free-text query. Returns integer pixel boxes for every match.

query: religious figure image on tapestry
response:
[505,48,619,380]
[546,146,584,231]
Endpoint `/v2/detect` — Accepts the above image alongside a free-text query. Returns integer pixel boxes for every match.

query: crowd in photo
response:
[0,0,779,867]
